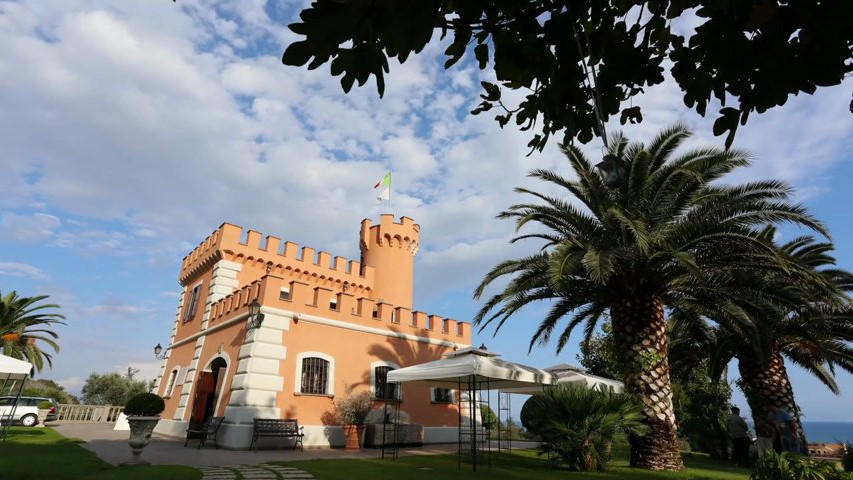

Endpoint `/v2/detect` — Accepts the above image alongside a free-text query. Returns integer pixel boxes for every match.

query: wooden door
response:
[190,372,215,429]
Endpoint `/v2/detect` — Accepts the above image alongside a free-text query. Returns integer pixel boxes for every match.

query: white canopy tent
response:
[386,347,557,470]
[0,353,34,441]
[499,363,624,394]
[0,354,33,381]
[386,347,557,390]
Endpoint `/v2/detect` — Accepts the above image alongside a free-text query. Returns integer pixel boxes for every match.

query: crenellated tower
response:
[359,214,419,310]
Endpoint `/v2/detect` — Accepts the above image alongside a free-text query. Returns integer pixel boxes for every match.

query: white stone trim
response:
[224,310,289,430]
[201,260,242,330]
[294,352,335,396]
[164,366,182,398]
[175,336,206,421]
[424,426,459,444]
[370,360,401,400]
[154,286,186,394]
[202,352,232,417]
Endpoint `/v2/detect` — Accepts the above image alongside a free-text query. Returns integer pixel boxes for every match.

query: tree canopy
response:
[81,368,150,406]
[1,291,65,372]
[284,0,852,151]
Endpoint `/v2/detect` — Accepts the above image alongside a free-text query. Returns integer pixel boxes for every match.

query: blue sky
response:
[1,0,851,422]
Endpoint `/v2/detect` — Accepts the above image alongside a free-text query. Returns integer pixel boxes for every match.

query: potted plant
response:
[334,388,372,450]
[120,393,165,466]
[36,401,53,428]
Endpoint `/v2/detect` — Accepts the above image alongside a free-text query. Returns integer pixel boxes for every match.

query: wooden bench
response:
[184,416,224,449]
[250,418,304,452]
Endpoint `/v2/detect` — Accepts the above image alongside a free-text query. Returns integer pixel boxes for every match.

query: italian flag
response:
[374,172,391,202]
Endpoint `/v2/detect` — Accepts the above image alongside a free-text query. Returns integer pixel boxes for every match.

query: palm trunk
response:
[611,296,684,471]
[738,343,807,449]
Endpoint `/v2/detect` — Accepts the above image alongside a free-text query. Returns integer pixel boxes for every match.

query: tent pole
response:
[1,376,26,442]
[470,375,476,472]
[457,377,462,470]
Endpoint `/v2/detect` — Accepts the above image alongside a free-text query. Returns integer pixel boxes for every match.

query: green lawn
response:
[0,427,200,480]
[289,446,751,480]
[0,427,751,480]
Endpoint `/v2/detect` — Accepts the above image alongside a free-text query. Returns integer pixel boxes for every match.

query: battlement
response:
[179,223,375,289]
[206,274,469,344]
[360,214,420,254]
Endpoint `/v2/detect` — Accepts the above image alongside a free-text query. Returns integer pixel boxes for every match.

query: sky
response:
[1,1,851,422]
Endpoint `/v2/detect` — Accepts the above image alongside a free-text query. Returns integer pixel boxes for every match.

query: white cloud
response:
[54,376,85,396]
[0,212,61,243]
[116,361,161,383]
[0,0,851,420]
[0,261,49,280]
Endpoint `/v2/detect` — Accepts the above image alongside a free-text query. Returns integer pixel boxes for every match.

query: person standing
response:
[728,406,752,466]
[771,406,801,453]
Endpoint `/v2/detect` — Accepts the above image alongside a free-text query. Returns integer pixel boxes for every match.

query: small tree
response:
[22,379,78,404]
[82,368,149,406]
[480,404,500,435]
[521,385,648,471]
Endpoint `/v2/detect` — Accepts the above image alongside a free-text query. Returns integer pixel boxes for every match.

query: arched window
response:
[295,352,335,396]
[165,367,181,397]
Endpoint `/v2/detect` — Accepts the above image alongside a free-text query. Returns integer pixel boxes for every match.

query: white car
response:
[0,396,59,427]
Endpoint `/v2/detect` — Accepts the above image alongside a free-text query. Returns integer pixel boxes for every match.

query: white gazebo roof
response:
[386,347,556,390]
[500,362,624,394]
[0,354,33,381]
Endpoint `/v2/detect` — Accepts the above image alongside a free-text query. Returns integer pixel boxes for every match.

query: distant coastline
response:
[745,420,853,443]
[802,421,853,443]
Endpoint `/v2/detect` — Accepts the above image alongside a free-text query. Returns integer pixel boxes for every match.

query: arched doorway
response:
[189,356,228,429]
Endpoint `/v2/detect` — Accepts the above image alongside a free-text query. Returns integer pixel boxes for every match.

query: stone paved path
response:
[199,464,317,480]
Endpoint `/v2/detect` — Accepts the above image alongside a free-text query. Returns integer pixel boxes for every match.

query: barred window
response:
[432,388,452,403]
[300,357,330,395]
[280,287,291,301]
[374,366,399,400]
[183,284,202,322]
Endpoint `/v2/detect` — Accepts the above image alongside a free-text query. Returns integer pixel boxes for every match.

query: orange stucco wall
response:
[159,216,471,428]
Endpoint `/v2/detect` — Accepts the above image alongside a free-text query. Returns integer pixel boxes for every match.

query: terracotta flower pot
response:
[121,416,161,466]
[343,424,366,450]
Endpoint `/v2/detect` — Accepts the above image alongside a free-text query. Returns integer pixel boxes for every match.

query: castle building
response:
[152,215,471,448]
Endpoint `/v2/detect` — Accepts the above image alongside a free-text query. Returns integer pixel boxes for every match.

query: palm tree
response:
[685,234,853,448]
[473,125,825,470]
[0,291,65,372]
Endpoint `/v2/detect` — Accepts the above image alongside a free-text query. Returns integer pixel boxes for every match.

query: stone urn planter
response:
[120,393,165,466]
[124,416,161,465]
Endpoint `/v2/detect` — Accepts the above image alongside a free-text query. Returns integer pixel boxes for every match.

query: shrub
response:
[751,450,853,480]
[333,389,372,425]
[37,401,53,409]
[520,385,648,472]
[843,444,853,473]
[124,393,165,417]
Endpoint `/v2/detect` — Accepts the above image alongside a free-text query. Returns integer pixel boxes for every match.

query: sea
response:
[802,421,853,444]
[746,420,853,444]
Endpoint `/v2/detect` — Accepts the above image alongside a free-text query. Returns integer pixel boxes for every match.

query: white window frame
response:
[164,366,182,398]
[294,352,335,396]
[280,286,291,301]
[430,387,455,404]
[370,361,401,401]
[183,281,203,322]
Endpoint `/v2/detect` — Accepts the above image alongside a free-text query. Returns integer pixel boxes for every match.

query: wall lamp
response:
[154,343,167,360]
[247,299,265,330]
